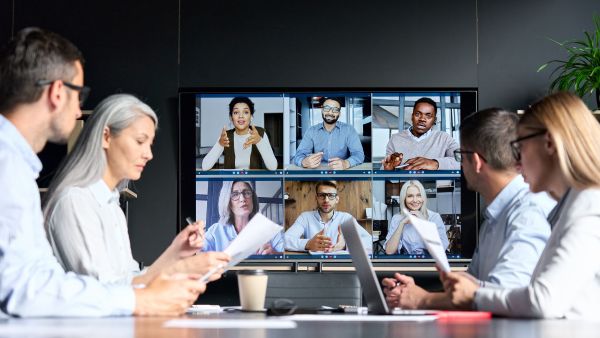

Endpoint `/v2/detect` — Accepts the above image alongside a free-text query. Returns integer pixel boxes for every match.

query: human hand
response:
[174,252,230,282]
[257,242,277,255]
[441,271,478,310]
[404,157,439,170]
[243,124,262,149]
[395,273,428,309]
[305,229,333,251]
[328,157,349,170]
[382,276,402,308]
[301,152,323,169]
[382,152,403,170]
[133,273,205,316]
[329,225,346,252]
[218,125,230,147]
[170,221,206,259]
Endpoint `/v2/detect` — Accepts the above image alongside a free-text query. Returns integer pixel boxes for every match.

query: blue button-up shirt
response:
[467,175,554,288]
[202,222,284,253]
[0,115,134,317]
[385,209,449,255]
[284,211,373,253]
[293,122,365,167]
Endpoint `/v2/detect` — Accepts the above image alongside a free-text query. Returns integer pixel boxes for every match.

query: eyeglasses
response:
[453,149,487,163]
[267,299,298,316]
[316,192,338,200]
[322,105,341,113]
[230,189,253,201]
[36,79,91,107]
[509,129,547,161]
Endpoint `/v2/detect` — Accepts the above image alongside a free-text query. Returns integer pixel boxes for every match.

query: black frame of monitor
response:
[178,87,479,266]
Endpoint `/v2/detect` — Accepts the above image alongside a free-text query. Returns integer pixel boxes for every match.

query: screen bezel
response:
[178,87,479,263]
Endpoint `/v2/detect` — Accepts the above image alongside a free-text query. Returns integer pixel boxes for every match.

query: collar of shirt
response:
[317,121,342,132]
[547,188,571,229]
[89,179,121,205]
[406,127,432,142]
[484,175,527,223]
[312,209,337,225]
[0,114,43,176]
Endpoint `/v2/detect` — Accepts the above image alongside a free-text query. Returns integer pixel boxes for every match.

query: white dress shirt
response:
[47,180,140,284]
[475,188,600,320]
[201,132,278,170]
[0,115,134,317]
[284,211,373,253]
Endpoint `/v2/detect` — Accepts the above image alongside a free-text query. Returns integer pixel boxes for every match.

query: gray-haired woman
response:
[44,94,229,286]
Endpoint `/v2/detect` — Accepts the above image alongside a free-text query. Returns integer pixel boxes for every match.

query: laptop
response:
[341,218,437,315]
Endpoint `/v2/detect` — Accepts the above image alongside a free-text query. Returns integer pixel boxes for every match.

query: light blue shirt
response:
[0,115,134,317]
[202,222,284,253]
[293,121,365,167]
[284,211,373,253]
[467,175,554,288]
[385,209,449,255]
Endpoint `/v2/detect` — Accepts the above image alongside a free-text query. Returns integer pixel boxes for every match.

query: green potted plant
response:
[538,14,600,110]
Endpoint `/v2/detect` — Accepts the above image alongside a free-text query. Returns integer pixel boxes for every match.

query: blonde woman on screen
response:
[44,94,229,285]
[443,92,600,320]
[384,180,449,255]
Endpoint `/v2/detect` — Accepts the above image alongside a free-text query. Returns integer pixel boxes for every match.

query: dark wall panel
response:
[478,0,600,111]
[14,0,180,264]
[180,0,477,88]
[0,0,11,43]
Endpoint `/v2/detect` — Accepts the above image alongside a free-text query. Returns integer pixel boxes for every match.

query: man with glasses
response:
[382,108,554,310]
[293,97,365,170]
[382,97,460,170]
[0,28,203,317]
[284,181,372,253]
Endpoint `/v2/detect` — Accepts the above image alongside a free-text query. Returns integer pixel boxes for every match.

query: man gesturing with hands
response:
[285,181,371,253]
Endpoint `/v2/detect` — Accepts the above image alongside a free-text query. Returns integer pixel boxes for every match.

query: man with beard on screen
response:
[293,97,364,169]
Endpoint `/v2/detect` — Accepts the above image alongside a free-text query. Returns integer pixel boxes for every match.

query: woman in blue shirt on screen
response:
[203,180,284,254]
[43,94,229,285]
[384,180,449,255]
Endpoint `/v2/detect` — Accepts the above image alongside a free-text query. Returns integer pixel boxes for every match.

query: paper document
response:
[164,319,296,329]
[403,210,451,272]
[224,212,283,266]
[278,314,436,322]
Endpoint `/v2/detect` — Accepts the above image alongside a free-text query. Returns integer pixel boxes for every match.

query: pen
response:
[199,263,227,284]
[185,216,204,243]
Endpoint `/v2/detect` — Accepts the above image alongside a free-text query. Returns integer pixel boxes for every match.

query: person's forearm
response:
[256,137,278,170]
[202,141,224,171]
[421,291,455,310]
[385,229,402,255]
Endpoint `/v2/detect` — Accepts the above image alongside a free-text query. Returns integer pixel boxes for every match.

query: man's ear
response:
[102,126,111,149]
[474,152,484,174]
[47,80,66,112]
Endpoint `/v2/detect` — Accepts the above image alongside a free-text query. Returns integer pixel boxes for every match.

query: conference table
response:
[1,311,599,338]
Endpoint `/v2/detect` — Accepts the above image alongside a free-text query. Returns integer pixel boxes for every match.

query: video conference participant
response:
[0,27,203,317]
[381,97,459,170]
[384,180,449,255]
[202,97,278,171]
[203,180,284,254]
[443,92,600,320]
[43,94,229,285]
[284,181,372,253]
[382,108,553,310]
[293,97,365,170]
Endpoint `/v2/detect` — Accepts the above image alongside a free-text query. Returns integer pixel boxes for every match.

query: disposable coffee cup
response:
[237,270,268,311]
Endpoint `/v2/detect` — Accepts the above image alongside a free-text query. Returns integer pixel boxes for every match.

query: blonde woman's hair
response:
[399,180,429,219]
[520,91,600,189]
